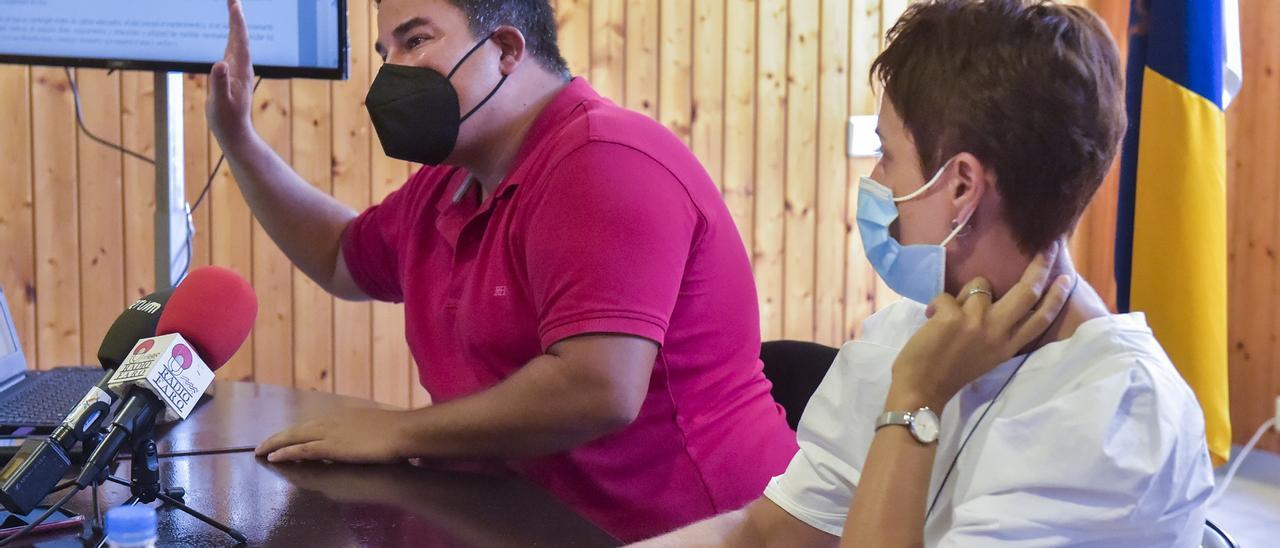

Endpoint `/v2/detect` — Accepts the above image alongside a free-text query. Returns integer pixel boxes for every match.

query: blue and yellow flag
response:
[1116,0,1241,466]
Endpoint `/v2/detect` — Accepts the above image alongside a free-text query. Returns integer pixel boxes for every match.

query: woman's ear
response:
[949,152,990,223]
[491,26,527,75]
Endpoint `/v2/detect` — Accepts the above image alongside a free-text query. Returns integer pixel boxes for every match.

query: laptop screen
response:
[0,287,28,381]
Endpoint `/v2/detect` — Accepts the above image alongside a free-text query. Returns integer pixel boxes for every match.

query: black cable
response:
[0,485,82,547]
[108,445,257,460]
[64,65,264,283]
[64,67,155,165]
[157,445,257,459]
[925,275,1081,518]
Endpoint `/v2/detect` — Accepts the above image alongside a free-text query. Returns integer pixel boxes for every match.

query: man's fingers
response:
[256,423,323,456]
[1011,275,1072,348]
[210,61,229,96]
[266,440,328,463]
[224,0,252,74]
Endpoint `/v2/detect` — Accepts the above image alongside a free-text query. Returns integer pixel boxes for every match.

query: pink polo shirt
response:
[342,78,798,541]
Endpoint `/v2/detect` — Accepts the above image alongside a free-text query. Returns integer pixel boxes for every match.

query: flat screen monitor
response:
[0,0,347,80]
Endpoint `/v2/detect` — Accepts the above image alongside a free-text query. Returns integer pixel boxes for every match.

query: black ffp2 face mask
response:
[365,33,508,166]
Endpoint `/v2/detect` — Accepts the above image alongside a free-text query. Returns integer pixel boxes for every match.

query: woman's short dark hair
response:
[378,0,570,77]
[872,0,1125,254]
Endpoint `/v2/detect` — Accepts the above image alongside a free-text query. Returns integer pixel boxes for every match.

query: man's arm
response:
[255,334,657,461]
[207,0,366,300]
[631,498,837,548]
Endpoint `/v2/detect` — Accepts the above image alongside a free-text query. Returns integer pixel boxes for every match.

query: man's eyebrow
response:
[393,16,433,39]
[373,16,434,60]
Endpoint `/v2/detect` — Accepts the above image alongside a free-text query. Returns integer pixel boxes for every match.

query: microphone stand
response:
[84,419,246,545]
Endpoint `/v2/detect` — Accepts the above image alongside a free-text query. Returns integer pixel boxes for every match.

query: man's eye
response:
[407,35,430,49]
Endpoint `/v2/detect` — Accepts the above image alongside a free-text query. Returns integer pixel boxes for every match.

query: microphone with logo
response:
[76,266,256,490]
[0,267,256,547]
[0,288,172,515]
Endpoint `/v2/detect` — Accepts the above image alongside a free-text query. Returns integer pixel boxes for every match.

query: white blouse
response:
[764,300,1215,547]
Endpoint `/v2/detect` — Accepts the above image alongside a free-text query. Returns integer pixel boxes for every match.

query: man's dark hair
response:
[872,0,1125,255]
[379,0,570,77]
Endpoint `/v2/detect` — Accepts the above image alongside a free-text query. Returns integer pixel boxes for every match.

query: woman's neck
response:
[1043,274,1110,346]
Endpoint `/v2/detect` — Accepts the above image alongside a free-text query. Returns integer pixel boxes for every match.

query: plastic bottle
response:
[104,504,157,548]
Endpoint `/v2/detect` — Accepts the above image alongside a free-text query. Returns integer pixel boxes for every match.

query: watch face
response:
[912,408,940,443]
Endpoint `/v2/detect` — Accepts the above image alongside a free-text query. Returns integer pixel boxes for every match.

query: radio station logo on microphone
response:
[155,343,200,410]
[133,339,156,355]
[109,333,215,419]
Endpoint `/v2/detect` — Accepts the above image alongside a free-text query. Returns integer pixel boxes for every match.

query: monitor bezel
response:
[0,0,349,81]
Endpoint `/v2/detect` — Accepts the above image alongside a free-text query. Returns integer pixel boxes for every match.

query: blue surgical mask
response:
[856,160,972,305]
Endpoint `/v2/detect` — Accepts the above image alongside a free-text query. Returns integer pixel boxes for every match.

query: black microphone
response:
[0,289,172,514]
[75,266,256,490]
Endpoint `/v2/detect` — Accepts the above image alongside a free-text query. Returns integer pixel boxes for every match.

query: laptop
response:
[0,286,103,437]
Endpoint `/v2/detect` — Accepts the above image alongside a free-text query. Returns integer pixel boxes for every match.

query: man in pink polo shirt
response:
[207,0,797,541]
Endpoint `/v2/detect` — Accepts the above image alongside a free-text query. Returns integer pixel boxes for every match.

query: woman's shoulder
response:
[851,299,929,350]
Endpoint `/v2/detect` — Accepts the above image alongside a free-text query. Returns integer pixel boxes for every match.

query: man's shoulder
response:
[538,97,706,182]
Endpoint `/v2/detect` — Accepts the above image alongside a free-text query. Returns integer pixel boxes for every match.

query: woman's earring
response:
[950,218,974,238]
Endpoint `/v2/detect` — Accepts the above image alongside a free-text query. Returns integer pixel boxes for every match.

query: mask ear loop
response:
[894,159,953,203]
[447,31,510,124]
[460,74,508,123]
[446,31,497,79]
[941,206,976,247]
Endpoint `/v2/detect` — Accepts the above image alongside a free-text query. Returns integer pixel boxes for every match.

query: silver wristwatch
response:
[875,407,940,444]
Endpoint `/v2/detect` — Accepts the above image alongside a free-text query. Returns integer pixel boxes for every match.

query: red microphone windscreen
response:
[155,266,258,371]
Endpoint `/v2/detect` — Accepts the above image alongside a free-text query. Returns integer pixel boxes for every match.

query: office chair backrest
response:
[759,340,839,430]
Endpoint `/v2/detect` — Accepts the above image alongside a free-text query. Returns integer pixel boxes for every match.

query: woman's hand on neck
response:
[953,235,1109,348]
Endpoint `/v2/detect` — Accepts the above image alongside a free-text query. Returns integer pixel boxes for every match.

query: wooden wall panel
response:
[623,0,659,117]
[691,0,725,192]
[183,75,212,274]
[30,67,80,371]
[332,0,375,401]
[843,0,882,339]
[1227,0,1280,453]
[557,0,593,78]
[249,79,295,388]
[2,0,1275,454]
[0,66,35,361]
[783,0,819,341]
[120,72,157,303]
[658,0,693,146]
[588,0,626,102]
[816,0,852,346]
[754,0,788,342]
[723,0,757,257]
[290,79,335,393]
[73,69,126,363]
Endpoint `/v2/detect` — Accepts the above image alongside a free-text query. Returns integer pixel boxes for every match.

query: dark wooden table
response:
[19,382,619,547]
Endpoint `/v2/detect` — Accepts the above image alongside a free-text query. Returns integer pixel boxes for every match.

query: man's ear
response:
[491,25,527,75]
[948,152,990,223]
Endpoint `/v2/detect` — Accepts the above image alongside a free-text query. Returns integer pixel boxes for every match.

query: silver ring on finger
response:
[967,287,994,299]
